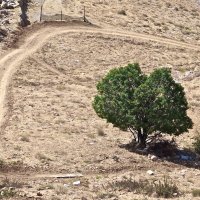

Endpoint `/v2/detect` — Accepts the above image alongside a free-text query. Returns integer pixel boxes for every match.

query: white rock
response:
[147,170,154,175]
[63,184,69,188]
[148,154,158,161]
[150,155,158,161]
[180,169,187,176]
[1,1,6,9]
[73,181,81,186]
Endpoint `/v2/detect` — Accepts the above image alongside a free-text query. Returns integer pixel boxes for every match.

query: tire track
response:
[0,24,199,129]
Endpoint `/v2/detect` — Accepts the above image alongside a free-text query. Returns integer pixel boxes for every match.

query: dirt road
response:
[0,23,199,129]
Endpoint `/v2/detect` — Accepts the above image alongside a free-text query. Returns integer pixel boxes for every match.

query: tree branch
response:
[128,126,137,141]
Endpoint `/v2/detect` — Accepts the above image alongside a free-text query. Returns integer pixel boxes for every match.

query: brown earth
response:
[0,0,199,199]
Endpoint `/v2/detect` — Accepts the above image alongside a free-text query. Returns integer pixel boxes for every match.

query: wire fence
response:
[39,3,87,23]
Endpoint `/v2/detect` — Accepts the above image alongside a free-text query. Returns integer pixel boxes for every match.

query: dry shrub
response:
[192,189,200,197]
[154,178,178,198]
[97,127,106,136]
[193,130,200,154]
[109,176,179,198]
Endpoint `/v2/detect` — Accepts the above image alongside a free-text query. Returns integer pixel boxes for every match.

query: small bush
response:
[55,185,68,195]
[0,177,24,189]
[97,192,117,199]
[109,177,179,198]
[110,177,151,193]
[0,178,24,199]
[154,178,178,198]
[0,188,16,199]
[97,127,106,136]
[35,153,52,163]
[192,189,200,197]
[193,132,200,154]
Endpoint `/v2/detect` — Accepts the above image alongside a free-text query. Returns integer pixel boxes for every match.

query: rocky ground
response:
[0,0,20,56]
[0,29,198,199]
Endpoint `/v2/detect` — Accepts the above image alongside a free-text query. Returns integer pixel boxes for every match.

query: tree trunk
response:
[19,0,30,27]
[137,128,147,149]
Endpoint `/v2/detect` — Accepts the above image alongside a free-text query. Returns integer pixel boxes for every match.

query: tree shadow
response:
[119,139,200,170]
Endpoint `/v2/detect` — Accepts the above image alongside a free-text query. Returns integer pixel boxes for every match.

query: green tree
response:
[93,63,193,148]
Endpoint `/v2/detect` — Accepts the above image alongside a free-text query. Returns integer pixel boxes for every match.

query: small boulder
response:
[1,1,7,9]
[148,154,158,161]
[73,181,81,186]
[147,170,154,175]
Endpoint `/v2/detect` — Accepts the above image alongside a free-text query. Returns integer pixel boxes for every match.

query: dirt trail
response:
[0,24,199,129]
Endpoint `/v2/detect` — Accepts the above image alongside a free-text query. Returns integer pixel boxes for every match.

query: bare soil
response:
[0,0,199,199]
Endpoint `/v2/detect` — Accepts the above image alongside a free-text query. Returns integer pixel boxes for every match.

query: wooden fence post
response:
[61,10,62,21]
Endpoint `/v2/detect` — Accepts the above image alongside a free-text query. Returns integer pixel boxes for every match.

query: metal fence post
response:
[40,4,43,22]
[61,10,63,21]
[83,6,86,22]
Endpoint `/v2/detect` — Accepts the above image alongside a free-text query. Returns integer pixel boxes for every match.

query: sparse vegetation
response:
[0,0,199,199]
[192,189,200,197]
[97,127,106,136]
[55,184,68,195]
[93,63,193,148]
[0,177,24,189]
[0,177,24,199]
[109,176,179,198]
[35,153,52,163]
[97,192,118,199]
[193,130,200,154]
[154,178,179,198]
[0,160,24,172]
[0,187,16,199]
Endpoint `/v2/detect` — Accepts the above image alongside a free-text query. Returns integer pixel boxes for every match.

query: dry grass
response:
[0,30,198,199]
[62,0,200,44]
[109,176,179,198]
[0,1,199,199]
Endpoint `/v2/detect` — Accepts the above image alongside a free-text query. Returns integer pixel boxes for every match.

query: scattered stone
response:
[180,169,187,176]
[112,155,120,162]
[2,19,9,24]
[37,192,43,196]
[1,0,18,9]
[63,184,69,188]
[148,154,158,161]
[151,155,158,161]
[147,170,154,175]
[1,1,7,8]
[152,192,158,198]
[0,9,9,15]
[182,69,200,81]
[73,181,81,186]
[0,28,8,37]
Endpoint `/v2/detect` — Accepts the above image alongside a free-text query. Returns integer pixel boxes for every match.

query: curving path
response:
[0,23,199,128]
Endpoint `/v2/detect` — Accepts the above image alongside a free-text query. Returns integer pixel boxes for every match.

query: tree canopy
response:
[93,63,193,148]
